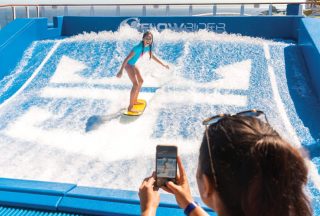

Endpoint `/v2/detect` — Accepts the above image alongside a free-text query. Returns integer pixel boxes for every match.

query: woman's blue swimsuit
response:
[127,42,151,66]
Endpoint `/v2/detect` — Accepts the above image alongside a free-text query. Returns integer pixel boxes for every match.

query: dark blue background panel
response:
[61,16,300,40]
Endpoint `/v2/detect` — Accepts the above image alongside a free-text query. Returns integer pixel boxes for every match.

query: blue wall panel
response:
[60,197,196,216]
[298,18,320,98]
[59,186,214,216]
[0,178,76,211]
[0,178,76,194]
[286,4,301,15]
[0,191,64,211]
[61,16,300,40]
[0,17,63,80]
[0,178,215,215]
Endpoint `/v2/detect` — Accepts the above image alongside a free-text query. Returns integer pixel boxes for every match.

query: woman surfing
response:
[116,31,169,113]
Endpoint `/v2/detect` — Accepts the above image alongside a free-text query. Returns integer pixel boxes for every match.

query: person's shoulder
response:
[133,42,143,49]
[131,42,143,52]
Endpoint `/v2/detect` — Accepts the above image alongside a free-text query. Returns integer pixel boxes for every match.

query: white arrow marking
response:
[212,59,251,90]
[41,86,247,106]
[172,59,252,91]
[50,56,251,92]
[50,55,88,83]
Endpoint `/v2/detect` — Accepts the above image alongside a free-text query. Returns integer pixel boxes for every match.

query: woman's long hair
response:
[199,116,312,216]
[142,31,153,59]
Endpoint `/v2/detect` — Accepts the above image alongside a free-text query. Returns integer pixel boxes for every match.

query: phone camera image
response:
[156,145,177,187]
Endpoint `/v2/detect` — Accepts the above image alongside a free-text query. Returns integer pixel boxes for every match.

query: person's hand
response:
[116,70,123,78]
[164,64,169,69]
[139,172,160,216]
[161,156,194,209]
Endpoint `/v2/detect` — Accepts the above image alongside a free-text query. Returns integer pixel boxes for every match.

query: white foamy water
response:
[0,26,319,197]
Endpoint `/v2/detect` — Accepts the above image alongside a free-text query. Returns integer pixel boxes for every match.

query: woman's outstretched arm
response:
[151,54,169,69]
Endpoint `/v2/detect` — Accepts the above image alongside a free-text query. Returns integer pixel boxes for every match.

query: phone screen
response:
[156,145,177,187]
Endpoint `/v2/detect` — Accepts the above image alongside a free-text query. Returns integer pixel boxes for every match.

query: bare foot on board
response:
[134,101,144,105]
[127,105,140,114]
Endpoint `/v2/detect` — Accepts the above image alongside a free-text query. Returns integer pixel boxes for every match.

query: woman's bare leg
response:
[125,65,139,112]
[133,67,144,105]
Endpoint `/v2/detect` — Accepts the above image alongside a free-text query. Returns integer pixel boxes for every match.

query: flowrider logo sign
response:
[120,17,226,32]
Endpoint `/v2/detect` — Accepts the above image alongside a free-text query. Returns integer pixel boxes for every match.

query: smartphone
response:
[155,145,177,187]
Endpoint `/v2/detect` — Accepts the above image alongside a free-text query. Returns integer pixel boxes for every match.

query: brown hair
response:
[142,31,153,59]
[199,116,312,216]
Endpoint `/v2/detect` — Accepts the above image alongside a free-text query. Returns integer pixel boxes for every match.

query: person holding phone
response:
[116,31,169,113]
[139,110,312,216]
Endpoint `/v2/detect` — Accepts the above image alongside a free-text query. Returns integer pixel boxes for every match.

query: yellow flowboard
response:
[123,99,147,116]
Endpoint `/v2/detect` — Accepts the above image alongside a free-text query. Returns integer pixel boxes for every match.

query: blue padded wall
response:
[0,16,63,80]
[0,178,76,210]
[0,178,215,216]
[298,18,320,98]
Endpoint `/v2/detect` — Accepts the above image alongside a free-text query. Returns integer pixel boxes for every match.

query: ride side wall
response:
[298,18,320,99]
[0,17,63,80]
